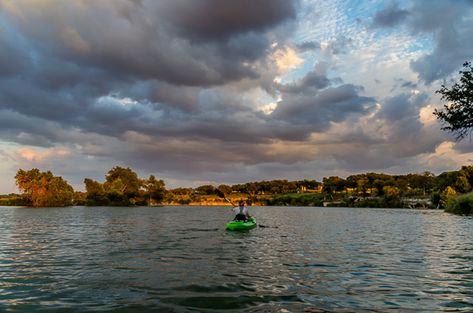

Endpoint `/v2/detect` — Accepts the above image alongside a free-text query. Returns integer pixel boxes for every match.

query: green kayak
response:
[226,217,257,231]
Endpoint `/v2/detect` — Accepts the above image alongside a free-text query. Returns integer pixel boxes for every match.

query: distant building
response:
[300,185,323,193]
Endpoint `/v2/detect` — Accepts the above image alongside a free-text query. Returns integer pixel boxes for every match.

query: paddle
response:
[214,188,237,207]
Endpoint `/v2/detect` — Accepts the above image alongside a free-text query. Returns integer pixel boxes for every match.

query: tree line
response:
[4,165,473,214]
[164,167,473,211]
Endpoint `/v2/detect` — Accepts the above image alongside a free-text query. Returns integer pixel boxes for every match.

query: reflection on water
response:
[0,206,472,312]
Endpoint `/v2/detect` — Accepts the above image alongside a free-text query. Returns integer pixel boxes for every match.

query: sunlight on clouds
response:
[419,105,437,126]
[320,41,329,50]
[18,146,70,162]
[97,95,139,107]
[435,141,455,156]
[242,87,280,115]
[421,141,473,170]
[272,46,303,73]
[259,102,277,115]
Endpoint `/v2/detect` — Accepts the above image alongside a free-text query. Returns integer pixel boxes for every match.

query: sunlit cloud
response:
[419,141,473,171]
[419,105,437,126]
[272,46,304,73]
[259,102,277,115]
[18,146,71,162]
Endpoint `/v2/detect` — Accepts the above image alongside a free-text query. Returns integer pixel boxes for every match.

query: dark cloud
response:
[296,41,320,52]
[390,79,417,92]
[296,37,352,55]
[372,1,409,28]
[0,1,297,88]
[273,68,375,132]
[304,91,439,173]
[0,0,302,149]
[149,83,199,112]
[452,140,473,154]
[407,1,472,83]
[0,25,30,78]
[157,0,298,42]
[410,17,473,84]
[401,81,417,89]
[278,69,331,94]
[375,92,430,144]
[376,93,418,121]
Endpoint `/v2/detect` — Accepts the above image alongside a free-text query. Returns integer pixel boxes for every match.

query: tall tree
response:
[84,178,108,205]
[84,178,104,196]
[434,61,473,140]
[217,184,232,196]
[322,176,346,198]
[143,175,165,205]
[104,167,141,198]
[15,168,73,207]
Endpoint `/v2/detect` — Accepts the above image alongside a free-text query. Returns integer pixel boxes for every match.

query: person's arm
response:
[245,207,250,217]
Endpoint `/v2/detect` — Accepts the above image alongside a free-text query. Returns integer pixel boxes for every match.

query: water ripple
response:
[0,206,472,312]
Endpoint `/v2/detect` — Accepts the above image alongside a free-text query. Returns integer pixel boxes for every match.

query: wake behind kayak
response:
[226,217,257,231]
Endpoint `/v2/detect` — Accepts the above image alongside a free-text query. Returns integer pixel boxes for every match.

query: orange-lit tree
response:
[15,168,74,207]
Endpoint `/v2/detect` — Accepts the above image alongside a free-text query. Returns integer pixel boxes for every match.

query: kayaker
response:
[232,200,250,221]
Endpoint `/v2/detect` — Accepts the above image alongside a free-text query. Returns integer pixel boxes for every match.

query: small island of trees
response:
[8,166,165,208]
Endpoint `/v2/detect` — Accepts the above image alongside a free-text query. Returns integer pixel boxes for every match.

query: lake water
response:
[0,206,472,312]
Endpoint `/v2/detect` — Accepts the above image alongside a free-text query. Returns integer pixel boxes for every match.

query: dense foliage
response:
[84,167,165,206]
[434,61,473,140]
[445,192,473,215]
[15,168,74,207]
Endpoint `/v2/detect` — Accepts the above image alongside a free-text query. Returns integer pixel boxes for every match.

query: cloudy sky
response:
[0,0,472,193]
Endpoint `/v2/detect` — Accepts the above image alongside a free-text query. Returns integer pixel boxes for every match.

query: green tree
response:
[455,175,471,193]
[357,178,369,196]
[459,165,473,188]
[435,171,460,192]
[322,176,346,198]
[383,185,400,198]
[15,168,73,207]
[195,184,216,195]
[217,184,232,196]
[84,178,109,205]
[143,175,165,205]
[84,178,104,196]
[440,186,457,209]
[434,61,473,140]
[104,166,141,201]
[445,192,473,215]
